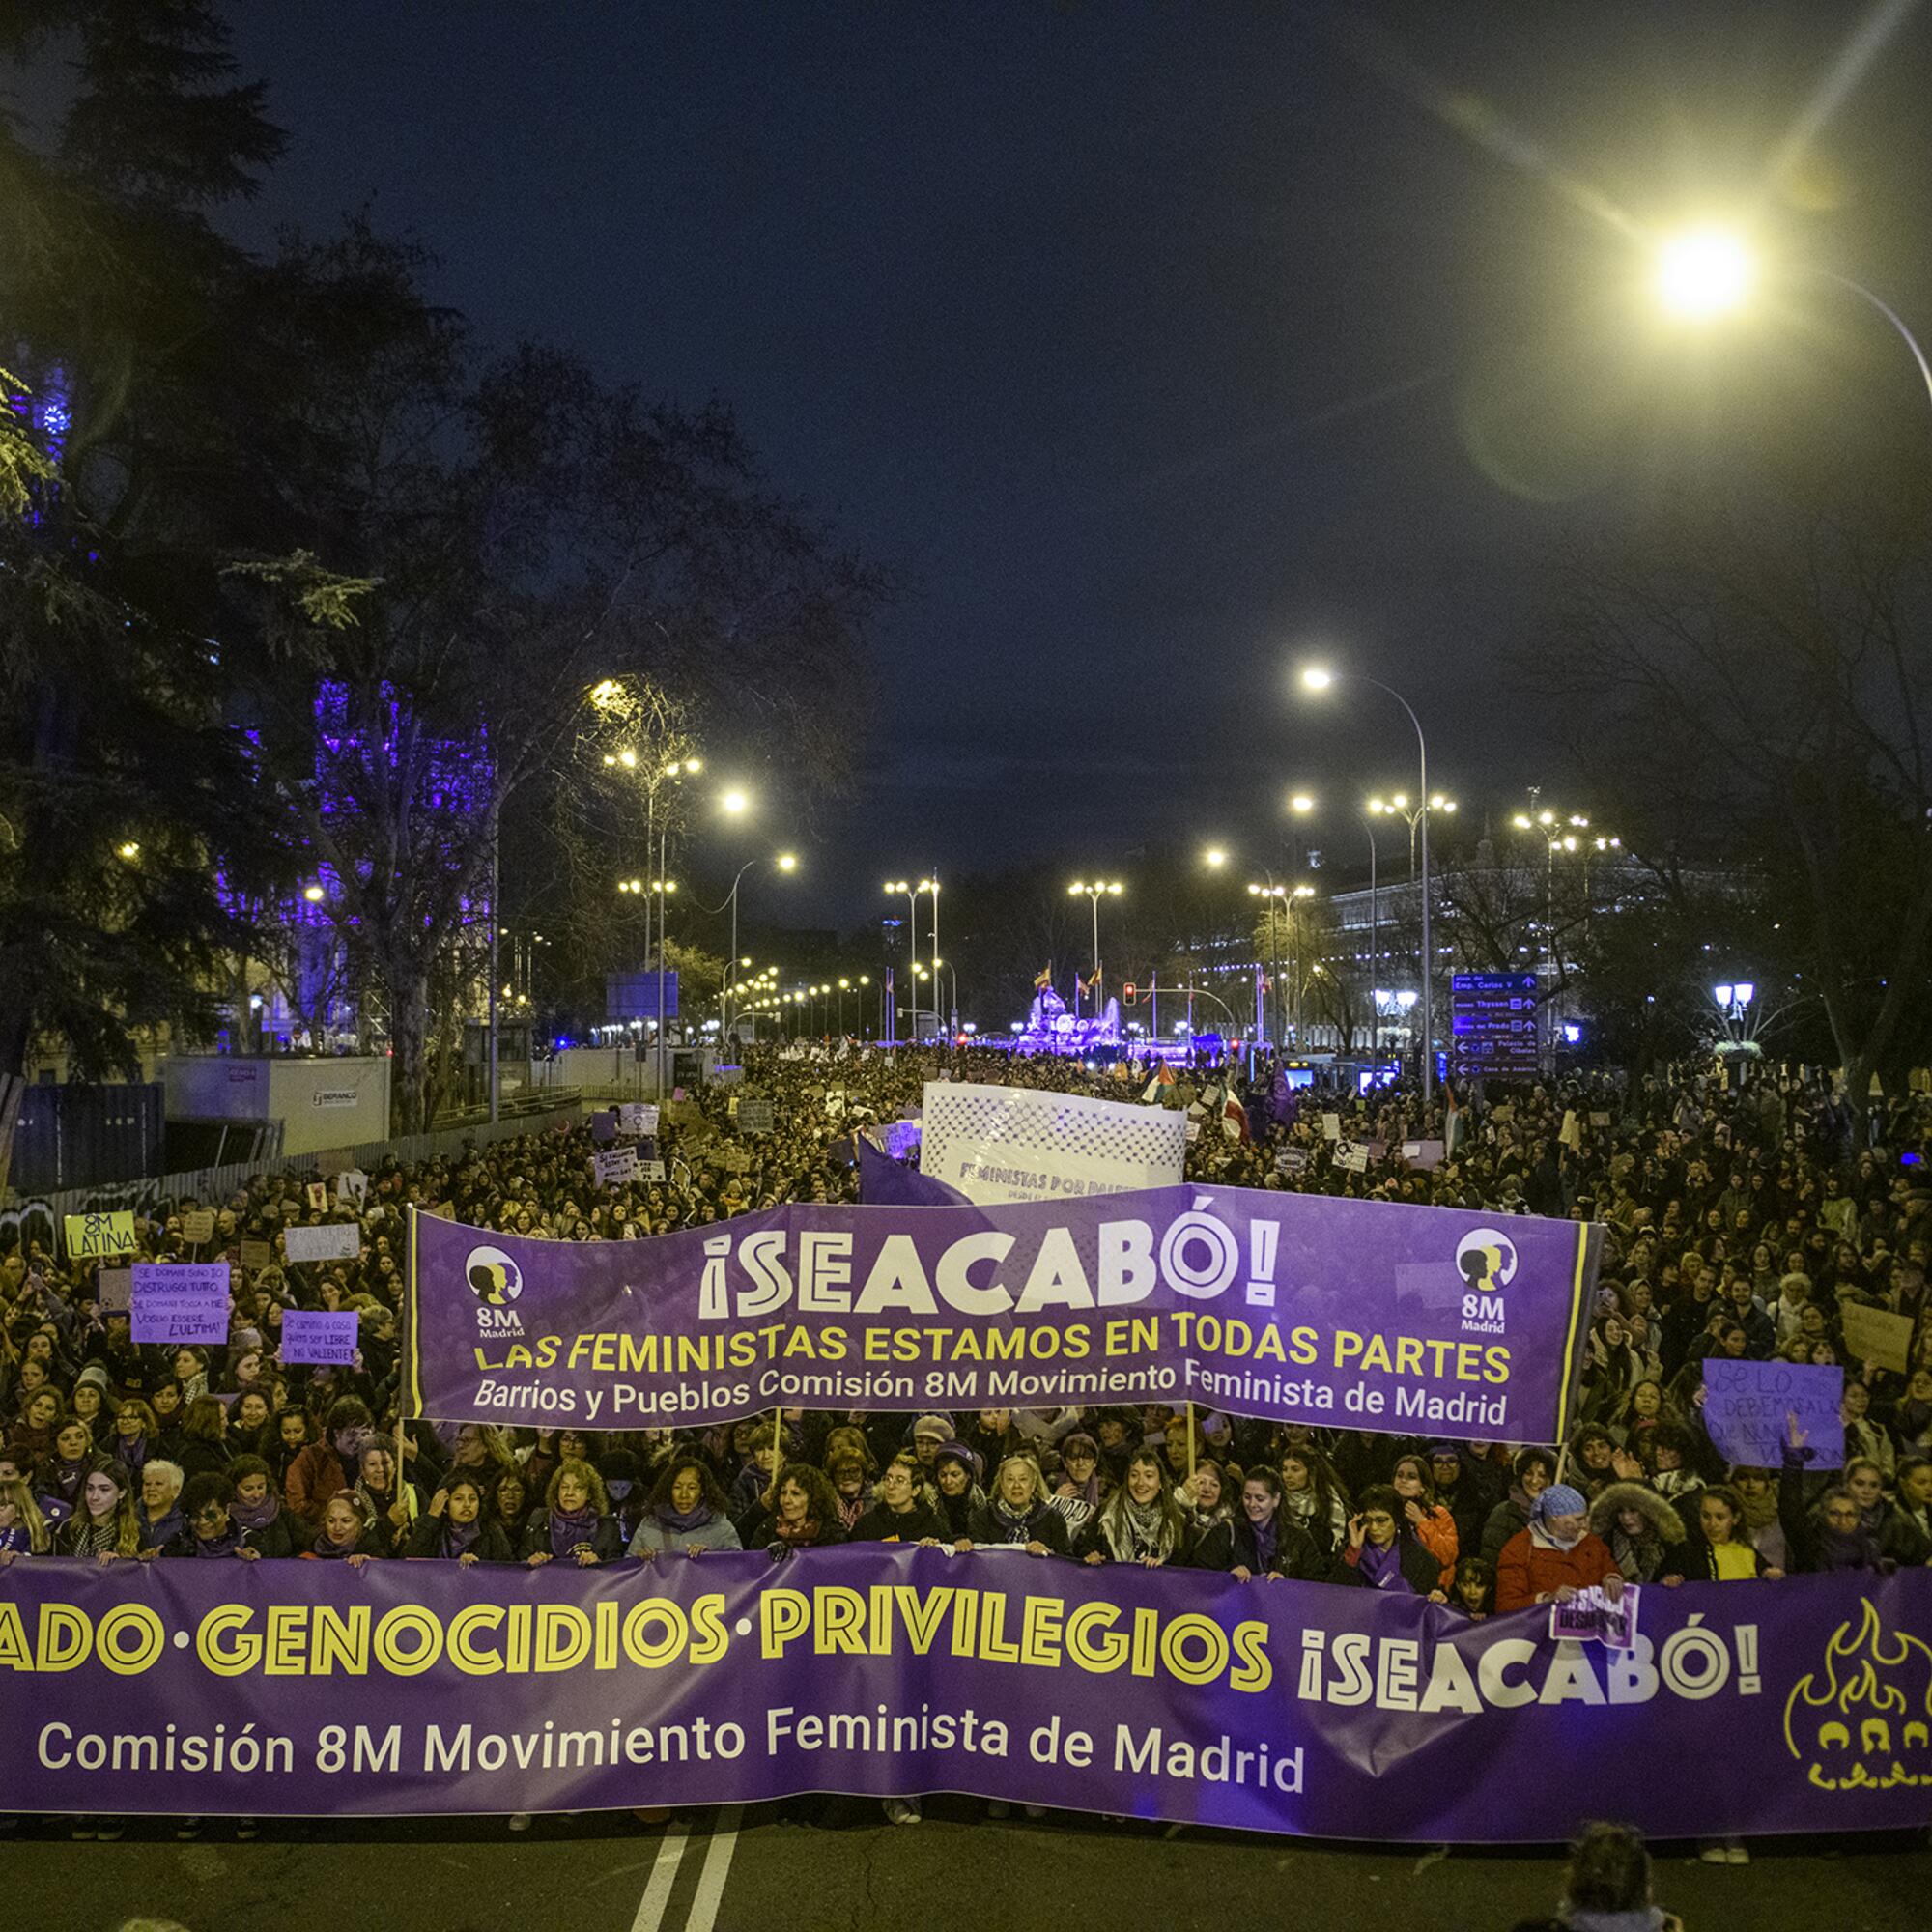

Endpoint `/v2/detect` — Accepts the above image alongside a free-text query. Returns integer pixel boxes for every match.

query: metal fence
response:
[0,1099,586,1258]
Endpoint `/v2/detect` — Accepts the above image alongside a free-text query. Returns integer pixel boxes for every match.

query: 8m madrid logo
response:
[466,1245,526,1337]
[1454,1228,1517,1335]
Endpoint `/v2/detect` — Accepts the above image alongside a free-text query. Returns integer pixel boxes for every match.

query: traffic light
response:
[1122,982,1137,1006]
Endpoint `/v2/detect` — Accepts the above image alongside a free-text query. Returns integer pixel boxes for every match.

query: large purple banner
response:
[409,1188,1600,1442]
[1,1553,1925,1839]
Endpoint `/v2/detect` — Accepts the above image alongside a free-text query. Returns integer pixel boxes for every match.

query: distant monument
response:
[1013,980,1121,1056]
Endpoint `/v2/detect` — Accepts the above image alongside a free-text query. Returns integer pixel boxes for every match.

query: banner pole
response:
[1185,1400,1196,1486]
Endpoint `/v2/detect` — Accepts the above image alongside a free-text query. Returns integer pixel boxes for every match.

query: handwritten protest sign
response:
[1550,1583,1639,1650]
[130,1263,232,1345]
[1276,1146,1308,1177]
[281,1224,362,1264]
[280,1310,360,1366]
[594,1146,639,1188]
[1320,1113,1341,1141]
[1333,1140,1370,1175]
[736,1097,774,1134]
[1703,1358,1844,1470]
[619,1103,659,1136]
[65,1212,136,1261]
[239,1238,273,1272]
[96,1268,132,1314]
[1840,1300,1915,1375]
[181,1209,215,1245]
[640,1160,667,1182]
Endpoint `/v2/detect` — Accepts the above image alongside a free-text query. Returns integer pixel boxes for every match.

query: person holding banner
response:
[739,1464,844,1557]
[931,1442,986,1541]
[1075,1453,1181,1567]
[0,1476,50,1555]
[1221,1469,1325,1582]
[1494,1485,1620,1611]
[409,1476,516,1563]
[965,1454,1070,1557]
[850,1455,948,1545]
[134,1459,185,1557]
[52,1460,139,1561]
[1333,1485,1447,1598]
[629,1459,743,1559]
[224,1456,307,1558]
[33,1415,96,1515]
[522,1459,622,1566]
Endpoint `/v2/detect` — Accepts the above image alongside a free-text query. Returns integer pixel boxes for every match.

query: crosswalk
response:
[629,1805,742,1932]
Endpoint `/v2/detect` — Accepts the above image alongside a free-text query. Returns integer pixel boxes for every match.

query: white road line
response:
[684,1804,744,1932]
[630,1822,689,1932]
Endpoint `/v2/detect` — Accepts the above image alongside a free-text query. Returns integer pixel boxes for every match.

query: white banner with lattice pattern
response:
[919,1079,1186,1205]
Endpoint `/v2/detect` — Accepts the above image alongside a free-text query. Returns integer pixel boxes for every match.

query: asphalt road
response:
[3,1804,1925,1932]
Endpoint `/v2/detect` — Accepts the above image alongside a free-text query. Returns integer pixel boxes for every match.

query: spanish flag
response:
[1084,968,1102,993]
[1034,964,1053,990]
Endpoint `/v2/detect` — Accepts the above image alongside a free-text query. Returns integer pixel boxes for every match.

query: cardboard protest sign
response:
[1320,1113,1341,1142]
[239,1239,273,1272]
[619,1103,659,1136]
[65,1212,136,1261]
[281,1223,362,1264]
[1840,1300,1915,1375]
[640,1160,667,1182]
[1333,1140,1370,1175]
[280,1310,360,1366]
[1400,1140,1445,1170]
[736,1097,774,1134]
[96,1268,133,1314]
[1185,1119,1202,1143]
[1703,1358,1844,1470]
[181,1209,215,1245]
[130,1263,232,1345]
[335,1170,369,1207]
[589,1112,618,1146]
[1550,1583,1639,1650]
[594,1146,639,1189]
[1276,1146,1309,1177]
[714,1147,752,1175]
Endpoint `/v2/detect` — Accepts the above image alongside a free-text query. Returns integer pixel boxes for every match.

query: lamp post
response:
[1302,666,1438,1106]
[1361,803,1387,1061]
[1067,879,1122,1014]
[709,850,795,1042]
[1246,881,1284,1050]
[923,877,942,1035]
[884,882,918,1044]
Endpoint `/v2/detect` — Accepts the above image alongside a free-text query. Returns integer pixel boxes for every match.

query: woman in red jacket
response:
[1494,1484,1622,1612]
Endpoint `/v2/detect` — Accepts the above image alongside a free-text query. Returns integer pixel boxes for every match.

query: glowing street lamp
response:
[1067,880,1123,1016]
[1655,225,1756,321]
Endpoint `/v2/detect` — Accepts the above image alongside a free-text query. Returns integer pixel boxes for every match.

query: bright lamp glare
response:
[1656,227,1754,320]
[1300,666,1333,692]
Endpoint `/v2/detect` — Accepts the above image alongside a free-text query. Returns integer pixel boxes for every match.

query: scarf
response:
[771,1512,821,1547]
[193,1524,244,1559]
[231,1492,281,1532]
[308,1528,362,1559]
[117,1433,148,1471]
[1607,1523,1662,1579]
[655,1502,715,1536]
[1814,1522,1879,1572]
[1530,1516,1585,1552]
[442,1516,483,1557]
[1280,1487,1321,1525]
[70,1518,120,1559]
[992,1495,1045,1543]
[1250,1510,1280,1575]
[1106,1495,1174,1563]
[1355,1537,1411,1591]
[0,1521,32,1552]
[938,1486,980,1536]
[834,1492,865,1532]
[548,1507,601,1556]
[1735,1483,1779,1531]
[49,1457,89,1501]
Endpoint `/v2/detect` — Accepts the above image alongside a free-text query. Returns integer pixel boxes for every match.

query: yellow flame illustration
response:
[1783,1599,1932,1792]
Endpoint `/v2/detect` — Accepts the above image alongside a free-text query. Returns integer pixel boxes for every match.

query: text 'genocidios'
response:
[0,1586,1273,1694]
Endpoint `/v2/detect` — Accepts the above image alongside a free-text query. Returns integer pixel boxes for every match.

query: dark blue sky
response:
[221,1,1932,921]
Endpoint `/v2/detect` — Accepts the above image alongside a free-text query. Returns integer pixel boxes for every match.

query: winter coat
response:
[1587,1483,1686,1584]
[1330,1530,1440,1596]
[1494,1527,1621,1612]
[406,1516,517,1563]
[628,1513,743,1557]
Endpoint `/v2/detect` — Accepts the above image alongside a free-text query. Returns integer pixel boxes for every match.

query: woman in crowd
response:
[1480,1448,1556,1565]
[165,1473,265,1561]
[489,1467,531,1545]
[286,1395,373,1527]
[1278,1445,1350,1557]
[850,1455,947,1545]
[1332,1484,1445,1597]
[931,1443,985,1543]
[1587,1482,1685,1584]
[410,1475,515,1563]
[824,1449,871,1534]
[134,1459,186,1557]
[1389,1453,1459,1590]
[523,1458,622,1566]
[303,1491,384,1565]
[1076,1451,1187,1567]
[739,1463,844,1556]
[1669,1484,1780,1583]
[34,1416,96,1516]
[629,1459,742,1558]
[110,1397,156,1475]
[1495,1484,1622,1611]
[965,1454,1070,1556]
[175,1396,231,1480]
[1176,1457,1236,1557]
[1225,1468,1325,1582]
[0,1475,49,1556]
[225,1454,305,1557]
[54,1460,140,1562]
[353,1435,421,1555]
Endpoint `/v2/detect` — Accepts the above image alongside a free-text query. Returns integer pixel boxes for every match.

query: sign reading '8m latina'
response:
[409,1186,1599,1440]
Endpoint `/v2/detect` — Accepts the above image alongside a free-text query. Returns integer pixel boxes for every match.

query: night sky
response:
[219,1,1932,922]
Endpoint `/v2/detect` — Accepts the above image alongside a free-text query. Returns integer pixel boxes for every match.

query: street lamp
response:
[1649,223,1932,420]
[1067,879,1122,1015]
[1301,664,1438,1106]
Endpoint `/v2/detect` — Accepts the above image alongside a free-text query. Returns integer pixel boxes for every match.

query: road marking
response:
[630,1822,688,1932]
[685,1804,743,1932]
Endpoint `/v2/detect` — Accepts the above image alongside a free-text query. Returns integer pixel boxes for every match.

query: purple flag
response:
[857,1135,967,1208]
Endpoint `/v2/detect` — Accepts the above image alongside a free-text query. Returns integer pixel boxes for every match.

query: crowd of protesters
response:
[2,1041,1928,1849]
